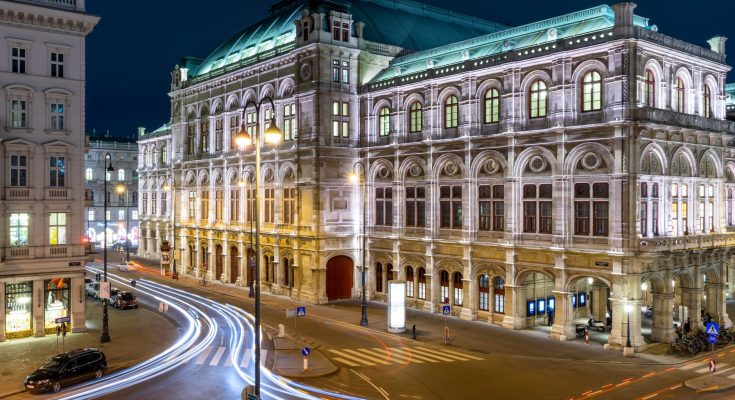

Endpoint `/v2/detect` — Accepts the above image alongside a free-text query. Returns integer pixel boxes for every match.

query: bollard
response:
[303,356,309,371]
[585,329,589,345]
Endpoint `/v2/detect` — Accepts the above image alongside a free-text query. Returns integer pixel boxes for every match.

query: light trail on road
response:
[51,265,364,400]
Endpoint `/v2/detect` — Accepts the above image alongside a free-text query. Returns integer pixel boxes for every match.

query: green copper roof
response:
[193,0,507,78]
[369,4,652,83]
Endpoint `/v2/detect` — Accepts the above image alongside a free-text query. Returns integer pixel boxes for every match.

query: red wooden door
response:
[326,256,353,301]
[215,245,223,279]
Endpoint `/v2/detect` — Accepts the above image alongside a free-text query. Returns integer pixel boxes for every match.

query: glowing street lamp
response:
[624,302,634,351]
[115,185,130,263]
[349,163,368,327]
[233,97,281,399]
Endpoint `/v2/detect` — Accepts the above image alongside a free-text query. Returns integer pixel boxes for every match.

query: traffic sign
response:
[99,282,111,299]
[708,335,718,344]
[301,347,311,357]
[442,305,451,316]
[709,359,717,373]
[55,316,71,324]
[296,306,307,317]
[706,322,720,336]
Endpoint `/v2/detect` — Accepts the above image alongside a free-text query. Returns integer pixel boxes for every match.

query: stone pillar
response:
[194,243,201,278]
[608,274,646,352]
[33,280,45,338]
[650,291,675,343]
[70,276,86,333]
[680,286,702,331]
[461,276,475,321]
[0,283,6,341]
[707,282,732,328]
[425,273,436,312]
[551,291,575,341]
[223,245,230,283]
[501,285,523,330]
[590,284,608,321]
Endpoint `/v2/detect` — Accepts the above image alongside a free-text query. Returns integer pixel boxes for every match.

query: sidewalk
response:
[271,337,337,378]
[0,298,176,399]
[128,256,727,366]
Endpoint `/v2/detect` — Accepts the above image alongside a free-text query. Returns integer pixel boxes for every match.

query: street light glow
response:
[116,185,126,194]
[264,117,282,145]
[624,303,633,314]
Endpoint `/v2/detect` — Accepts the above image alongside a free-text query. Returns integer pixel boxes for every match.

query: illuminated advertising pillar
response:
[387,281,406,333]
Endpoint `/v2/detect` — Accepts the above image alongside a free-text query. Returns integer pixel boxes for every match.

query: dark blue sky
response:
[85,0,733,139]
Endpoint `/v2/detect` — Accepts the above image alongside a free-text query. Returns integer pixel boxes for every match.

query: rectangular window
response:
[440,185,462,229]
[283,188,296,225]
[640,203,647,237]
[332,120,340,137]
[247,188,256,222]
[215,190,224,222]
[230,189,240,223]
[494,293,505,313]
[332,60,339,82]
[479,289,489,311]
[49,156,65,187]
[374,187,393,226]
[200,191,209,222]
[49,213,66,245]
[698,201,705,233]
[161,192,167,216]
[593,202,609,236]
[575,202,590,235]
[50,52,64,78]
[405,187,425,227]
[142,193,147,216]
[523,184,552,233]
[283,103,296,141]
[681,201,688,235]
[652,201,659,236]
[88,210,94,221]
[151,193,157,215]
[11,47,26,74]
[671,202,678,236]
[215,118,224,151]
[187,124,196,155]
[342,121,349,138]
[454,285,463,306]
[332,21,340,41]
[132,210,138,220]
[50,103,65,130]
[10,155,27,186]
[11,99,27,128]
[478,185,492,231]
[341,22,349,42]
[342,61,349,83]
[229,115,240,149]
[188,191,196,221]
[10,213,30,246]
[264,188,275,223]
[118,210,125,221]
[708,201,714,232]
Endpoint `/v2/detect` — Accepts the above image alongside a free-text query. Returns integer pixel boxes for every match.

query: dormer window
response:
[332,21,350,42]
[302,21,309,41]
[342,23,349,42]
[333,21,340,41]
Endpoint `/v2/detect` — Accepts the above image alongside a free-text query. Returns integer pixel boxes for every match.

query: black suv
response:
[24,348,107,393]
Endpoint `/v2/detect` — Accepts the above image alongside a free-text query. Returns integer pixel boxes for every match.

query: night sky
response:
[85,0,734,139]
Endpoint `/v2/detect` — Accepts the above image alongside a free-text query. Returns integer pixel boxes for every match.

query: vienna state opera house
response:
[137,0,735,352]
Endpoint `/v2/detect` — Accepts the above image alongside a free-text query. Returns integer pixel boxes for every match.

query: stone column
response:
[551,292,575,341]
[223,244,230,283]
[461,276,475,321]
[33,280,45,337]
[425,273,436,312]
[608,274,646,352]
[707,282,731,328]
[590,284,609,321]
[502,285,523,330]
[680,286,702,331]
[70,276,86,333]
[650,291,675,343]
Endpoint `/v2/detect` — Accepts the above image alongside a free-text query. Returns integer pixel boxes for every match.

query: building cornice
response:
[0,0,99,36]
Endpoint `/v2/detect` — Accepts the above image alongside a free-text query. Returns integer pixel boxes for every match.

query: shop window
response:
[44,279,70,331]
[5,281,33,337]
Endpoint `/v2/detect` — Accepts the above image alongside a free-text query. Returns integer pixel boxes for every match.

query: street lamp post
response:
[624,301,634,356]
[115,185,130,264]
[101,153,114,343]
[349,163,368,327]
[164,178,178,280]
[234,96,281,399]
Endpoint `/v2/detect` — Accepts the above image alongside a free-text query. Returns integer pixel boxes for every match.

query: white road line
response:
[726,372,735,380]
[413,347,466,362]
[441,348,484,361]
[679,361,707,370]
[695,363,727,374]
[369,348,422,364]
[333,357,361,367]
[210,346,226,366]
[224,355,232,367]
[195,346,214,365]
[389,347,443,363]
[240,349,252,368]
[342,349,391,365]
[328,350,376,366]
[714,366,735,375]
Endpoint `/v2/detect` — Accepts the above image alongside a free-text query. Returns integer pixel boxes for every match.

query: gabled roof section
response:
[369,4,652,83]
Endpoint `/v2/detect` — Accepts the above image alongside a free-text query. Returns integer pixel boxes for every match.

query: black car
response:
[113,291,138,309]
[24,348,107,393]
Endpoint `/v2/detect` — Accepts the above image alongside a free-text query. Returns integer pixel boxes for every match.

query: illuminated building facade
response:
[0,0,98,340]
[138,0,735,351]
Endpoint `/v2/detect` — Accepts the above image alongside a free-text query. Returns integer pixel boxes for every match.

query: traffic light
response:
[95,273,101,282]
[130,279,137,288]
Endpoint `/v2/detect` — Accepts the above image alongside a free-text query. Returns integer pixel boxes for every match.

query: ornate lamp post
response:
[101,152,114,343]
[624,301,634,356]
[163,178,178,280]
[349,162,368,327]
[234,96,281,399]
[115,185,130,263]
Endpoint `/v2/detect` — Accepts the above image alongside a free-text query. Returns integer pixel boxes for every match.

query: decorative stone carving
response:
[528,156,547,173]
[581,152,601,170]
[377,166,391,179]
[408,164,423,177]
[444,161,458,176]
[483,159,500,175]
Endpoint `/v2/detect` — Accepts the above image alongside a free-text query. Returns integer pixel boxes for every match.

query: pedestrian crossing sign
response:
[296,306,307,317]
[442,305,451,316]
[706,322,719,336]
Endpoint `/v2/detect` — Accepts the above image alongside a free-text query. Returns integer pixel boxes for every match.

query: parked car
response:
[105,288,120,305]
[85,282,99,298]
[112,291,138,309]
[24,348,107,393]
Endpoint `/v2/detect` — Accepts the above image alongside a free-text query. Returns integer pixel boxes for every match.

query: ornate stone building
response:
[0,0,98,340]
[138,0,735,352]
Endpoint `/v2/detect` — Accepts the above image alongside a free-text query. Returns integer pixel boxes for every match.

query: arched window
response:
[376,262,383,293]
[379,106,390,137]
[117,169,125,181]
[484,88,500,123]
[582,71,602,112]
[440,270,449,303]
[200,109,210,153]
[187,115,196,156]
[644,69,656,107]
[478,275,489,311]
[494,277,505,313]
[704,85,712,118]
[85,168,93,181]
[418,267,426,300]
[406,266,414,297]
[161,144,167,165]
[444,95,458,128]
[409,101,422,133]
[529,80,548,118]
[453,272,463,306]
[674,77,685,113]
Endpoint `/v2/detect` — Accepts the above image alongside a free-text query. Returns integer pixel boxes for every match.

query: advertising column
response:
[387,281,406,333]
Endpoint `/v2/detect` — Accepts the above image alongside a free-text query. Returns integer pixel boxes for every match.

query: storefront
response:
[5,282,33,339]
[44,278,70,334]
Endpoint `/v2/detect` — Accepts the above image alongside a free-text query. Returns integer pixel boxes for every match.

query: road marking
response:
[210,346,226,366]
[332,357,361,367]
[714,366,735,375]
[726,372,735,379]
[441,348,484,361]
[679,361,706,370]
[350,370,390,400]
[241,350,251,368]
[370,348,423,364]
[224,355,232,367]
[341,349,391,365]
[196,346,214,365]
[695,363,728,374]
[416,347,475,362]
[641,394,658,400]
[389,347,442,363]
[329,350,377,366]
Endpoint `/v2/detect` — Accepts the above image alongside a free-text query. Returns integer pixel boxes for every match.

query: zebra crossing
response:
[328,346,483,368]
[183,346,268,368]
[678,360,735,379]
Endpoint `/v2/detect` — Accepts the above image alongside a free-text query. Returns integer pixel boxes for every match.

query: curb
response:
[683,376,735,392]
[0,389,25,399]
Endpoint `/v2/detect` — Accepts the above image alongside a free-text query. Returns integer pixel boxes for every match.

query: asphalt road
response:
[42,262,735,400]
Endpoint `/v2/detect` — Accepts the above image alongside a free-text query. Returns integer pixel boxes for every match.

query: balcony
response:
[46,188,71,200]
[637,233,735,253]
[634,108,735,134]
[4,245,78,261]
[5,187,31,200]
[14,0,83,11]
